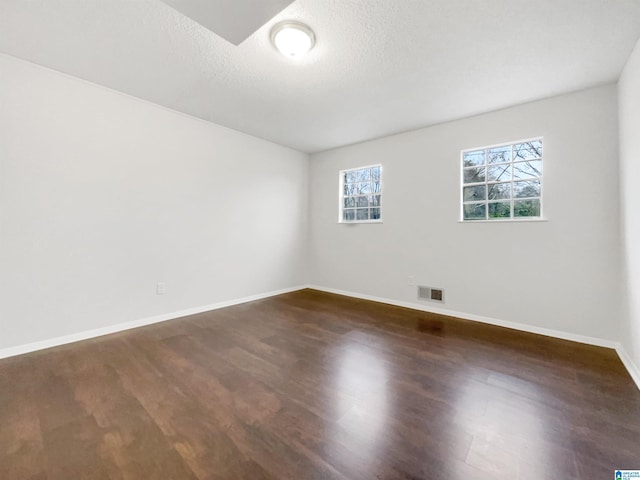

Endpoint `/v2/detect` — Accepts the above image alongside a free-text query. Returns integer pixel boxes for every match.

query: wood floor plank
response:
[1,289,638,479]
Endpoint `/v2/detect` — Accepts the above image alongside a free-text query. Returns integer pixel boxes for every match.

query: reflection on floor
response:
[1,288,638,479]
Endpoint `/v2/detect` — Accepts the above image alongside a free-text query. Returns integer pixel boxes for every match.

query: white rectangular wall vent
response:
[418,286,444,303]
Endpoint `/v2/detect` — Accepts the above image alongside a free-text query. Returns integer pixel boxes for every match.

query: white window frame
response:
[460,137,544,222]
[338,164,383,223]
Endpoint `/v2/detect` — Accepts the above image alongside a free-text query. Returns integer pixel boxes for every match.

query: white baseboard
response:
[0,285,306,360]
[616,345,640,391]
[307,284,640,391]
[3,283,639,392]
[308,285,617,347]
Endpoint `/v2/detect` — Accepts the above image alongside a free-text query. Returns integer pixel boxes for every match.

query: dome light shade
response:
[270,21,315,58]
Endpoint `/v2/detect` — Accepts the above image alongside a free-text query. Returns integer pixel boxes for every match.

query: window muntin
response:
[340,165,382,222]
[461,139,542,221]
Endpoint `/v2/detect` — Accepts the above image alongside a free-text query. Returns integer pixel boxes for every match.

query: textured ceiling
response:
[1,0,640,153]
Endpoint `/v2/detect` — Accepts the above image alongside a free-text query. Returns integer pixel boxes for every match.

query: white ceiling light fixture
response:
[270,21,315,58]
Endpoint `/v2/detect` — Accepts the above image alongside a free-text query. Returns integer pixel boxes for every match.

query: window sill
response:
[338,220,384,224]
[458,218,548,223]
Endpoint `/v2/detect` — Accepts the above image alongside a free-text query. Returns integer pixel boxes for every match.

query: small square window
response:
[461,139,543,221]
[339,165,382,223]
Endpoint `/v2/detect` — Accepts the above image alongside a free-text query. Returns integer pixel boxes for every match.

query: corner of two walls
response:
[618,38,640,381]
[308,84,623,347]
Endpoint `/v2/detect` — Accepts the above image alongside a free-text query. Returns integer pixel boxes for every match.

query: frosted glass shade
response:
[271,21,315,58]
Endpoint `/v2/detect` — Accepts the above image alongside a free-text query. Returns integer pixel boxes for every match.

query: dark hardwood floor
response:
[1,289,639,479]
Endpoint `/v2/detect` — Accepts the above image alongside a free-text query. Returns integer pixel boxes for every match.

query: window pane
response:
[461,140,542,222]
[514,199,540,217]
[488,183,511,200]
[514,140,542,160]
[488,164,511,181]
[463,150,485,166]
[513,180,540,198]
[343,209,355,221]
[371,180,381,193]
[488,146,511,164]
[345,171,357,183]
[463,167,485,184]
[356,208,369,220]
[463,185,486,202]
[371,195,381,207]
[370,208,381,220]
[463,203,486,220]
[371,166,381,181]
[344,183,356,195]
[356,168,370,182]
[343,197,355,208]
[356,196,369,207]
[513,160,542,180]
[357,182,371,194]
[488,201,511,218]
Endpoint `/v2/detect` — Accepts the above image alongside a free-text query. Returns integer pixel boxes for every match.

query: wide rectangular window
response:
[339,165,382,222]
[461,138,543,221]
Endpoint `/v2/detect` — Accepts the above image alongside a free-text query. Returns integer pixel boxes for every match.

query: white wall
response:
[309,85,621,342]
[0,50,630,363]
[0,54,309,350]
[619,39,640,374]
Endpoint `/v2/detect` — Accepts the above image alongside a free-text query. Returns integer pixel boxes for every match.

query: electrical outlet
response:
[408,275,415,286]
[156,282,167,295]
